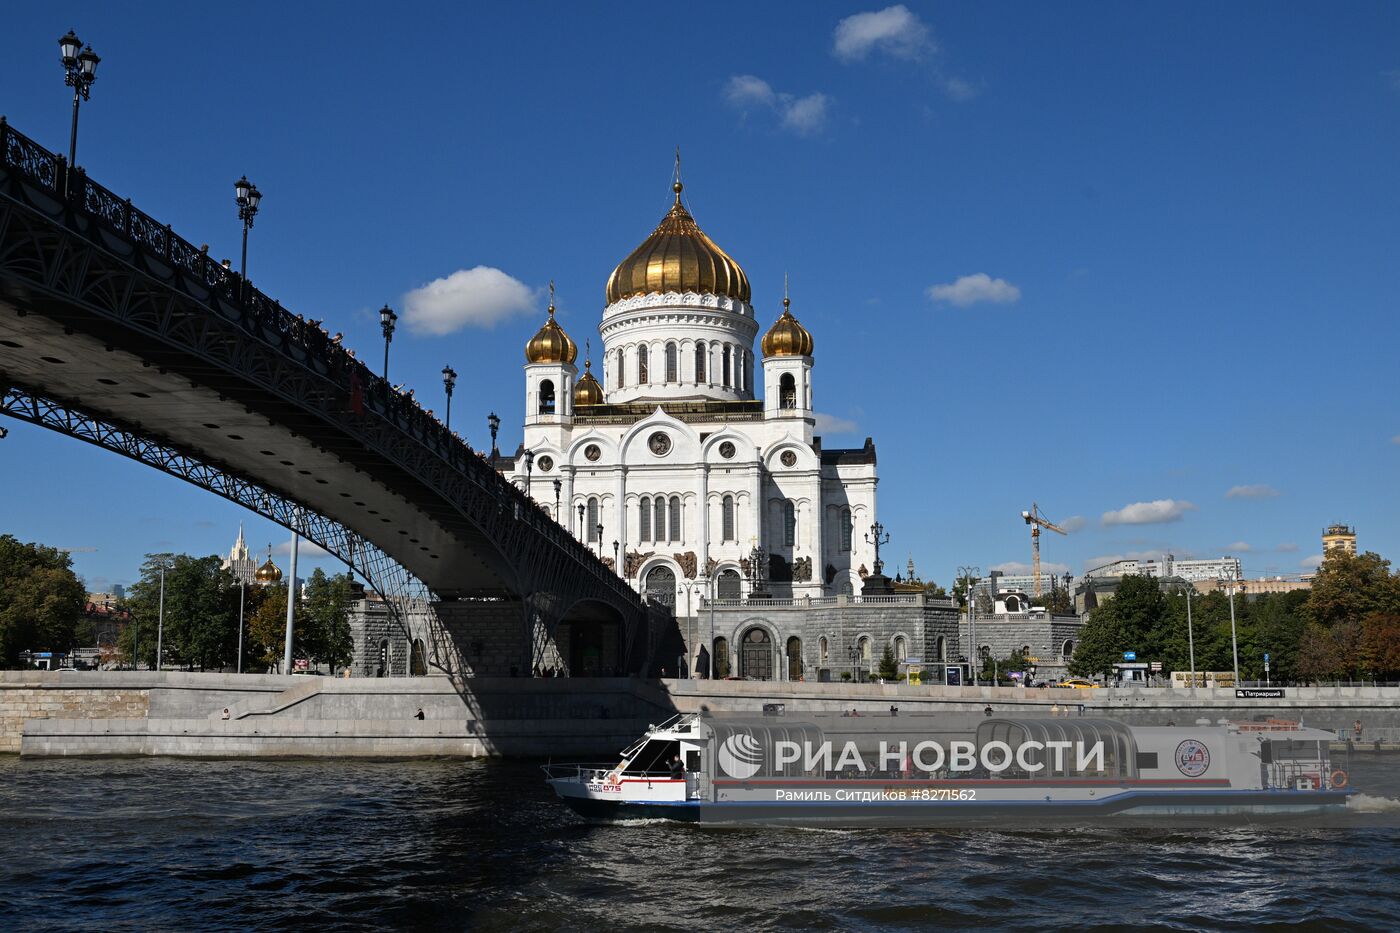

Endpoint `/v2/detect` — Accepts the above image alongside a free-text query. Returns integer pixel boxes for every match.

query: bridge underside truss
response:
[0,385,441,662]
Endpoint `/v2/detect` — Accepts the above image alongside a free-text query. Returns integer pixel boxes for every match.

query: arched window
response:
[587,497,599,542]
[717,568,741,600]
[894,636,907,662]
[1062,640,1075,659]
[723,346,733,387]
[839,508,853,553]
[786,637,803,681]
[818,636,829,665]
[779,373,796,409]
[936,635,947,662]
[638,343,648,383]
[639,496,651,541]
[713,637,730,678]
[539,379,556,414]
[740,627,774,680]
[669,496,682,542]
[410,638,427,676]
[736,349,746,391]
[721,494,735,541]
[783,500,796,547]
[645,565,676,609]
[653,496,666,543]
[979,645,991,661]
[695,342,706,383]
[616,348,625,388]
[665,342,678,382]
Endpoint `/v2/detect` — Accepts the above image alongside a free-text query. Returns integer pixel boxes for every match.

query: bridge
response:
[0,116,663,679]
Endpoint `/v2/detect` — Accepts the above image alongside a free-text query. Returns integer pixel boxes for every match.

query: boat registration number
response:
[586,781,623,794]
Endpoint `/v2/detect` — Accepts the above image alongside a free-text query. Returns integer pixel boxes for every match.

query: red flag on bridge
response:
[349,368,365,416]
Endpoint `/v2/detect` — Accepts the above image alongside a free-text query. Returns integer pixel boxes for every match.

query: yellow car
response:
[1055,678,1101,689]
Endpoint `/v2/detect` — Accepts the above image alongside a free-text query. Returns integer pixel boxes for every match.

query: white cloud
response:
[724,75,829,136]
[942,76,978,102]
[725,74,776,108]
[1226,483,1279,499]
[814,412,859,435]
[402,266,536,336]
[274,539,333,561]
[1100,499,1197,526]
[991,561,1070,576]
[1276,542,1299,553]
[1227,541,1253,553]
[834,5,933,62]
[1060,515,1087,533]
[781,93,831,134]
[1300,553,1325,569]
[927,273,1021,307]
[1392,434,1400,445]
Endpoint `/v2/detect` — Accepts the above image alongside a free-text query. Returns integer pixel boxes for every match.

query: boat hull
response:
[556,789,1351,827]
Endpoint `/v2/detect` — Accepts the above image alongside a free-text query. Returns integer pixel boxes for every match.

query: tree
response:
[124,554,239,671]
[1038,580,1074,616]
[1305,551,1400,628]
[1295,624,1343,683]
[878,643,898,681]
[247,583,292,671]
[1361,614,1400,679]
[301,569,354,670]
[1068,603,1124,680]
[0,535,86,667]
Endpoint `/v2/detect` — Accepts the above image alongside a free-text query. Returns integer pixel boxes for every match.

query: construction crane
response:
[1022,503,1069,598]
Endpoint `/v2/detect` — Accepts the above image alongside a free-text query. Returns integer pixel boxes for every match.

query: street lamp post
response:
[576,503,585,540]
[284,528,299,675]
[523,448,534,494]
[612,540,620,575]
[708,574,717,679]
[156,563,167,672]
[379,304,397,395]
[488,412,500,457]
[865,521,891,576]
[58,31,100,184]
[1221,567,1240,683]
[236,580,246,674]
[234,175,262,282]
[441,366,457,431]
[553,478,562,518]
[1184,585,1196,692]
[959,564,980,687]
[595,523,604,556]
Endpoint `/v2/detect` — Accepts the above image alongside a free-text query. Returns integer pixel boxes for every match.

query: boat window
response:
[623,739,679,775]
[1136,752,1159,770]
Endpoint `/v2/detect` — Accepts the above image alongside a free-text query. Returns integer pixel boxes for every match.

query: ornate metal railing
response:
[0,115,642,613]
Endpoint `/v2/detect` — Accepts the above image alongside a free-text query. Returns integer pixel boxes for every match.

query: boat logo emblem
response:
[1175,739,1211,777]
[718,733,765,779]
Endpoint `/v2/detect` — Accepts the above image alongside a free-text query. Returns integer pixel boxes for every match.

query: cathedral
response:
[506,174,879,612]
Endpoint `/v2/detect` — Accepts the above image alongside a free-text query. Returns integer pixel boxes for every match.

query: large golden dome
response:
[573,359,604,406]
[524,294,577,365]
[761,296,814,357]
[605,181,751,305]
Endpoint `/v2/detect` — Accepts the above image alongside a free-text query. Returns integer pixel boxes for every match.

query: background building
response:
[1322,523,1357,558]
[1084,555,1242,583]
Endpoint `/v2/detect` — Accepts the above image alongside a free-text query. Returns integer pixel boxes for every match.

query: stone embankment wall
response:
[6,670,1399,758]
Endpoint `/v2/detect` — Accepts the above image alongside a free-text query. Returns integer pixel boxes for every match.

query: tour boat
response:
[543,713,1351,826]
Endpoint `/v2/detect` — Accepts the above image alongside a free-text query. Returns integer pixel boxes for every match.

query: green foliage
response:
[1305,551,1400,627]
[0,535,86,667]
[878,643,898,681]
[122,553,240,670]
[301,569,354,670]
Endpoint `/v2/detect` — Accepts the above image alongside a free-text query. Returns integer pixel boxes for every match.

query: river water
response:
[2,754,1399,932]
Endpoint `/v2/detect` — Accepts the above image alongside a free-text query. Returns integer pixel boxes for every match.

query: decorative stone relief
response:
[675,551,698,579]
[792,556,812,582]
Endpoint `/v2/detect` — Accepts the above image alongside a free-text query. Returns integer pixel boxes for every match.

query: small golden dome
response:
[605,179,751,305]
[761,296,814,357]
[254,557,283,584]
[573,358,604,406]
[524,289,577,364]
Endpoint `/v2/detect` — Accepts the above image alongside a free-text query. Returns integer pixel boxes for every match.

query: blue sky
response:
[2,2,1398,593]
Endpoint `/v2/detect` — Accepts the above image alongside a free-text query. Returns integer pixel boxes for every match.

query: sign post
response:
[1264,652,1271,687]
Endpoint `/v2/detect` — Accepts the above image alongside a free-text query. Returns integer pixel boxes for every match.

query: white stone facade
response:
[508,290,878,608]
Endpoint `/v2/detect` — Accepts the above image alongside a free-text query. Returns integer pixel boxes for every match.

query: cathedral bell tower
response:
[760,282,814,421]
[523,282,578,427]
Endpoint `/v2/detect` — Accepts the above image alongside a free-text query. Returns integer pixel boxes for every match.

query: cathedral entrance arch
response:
[644,565,676,609]
[716,568,741,600]
[739,626,774,680]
